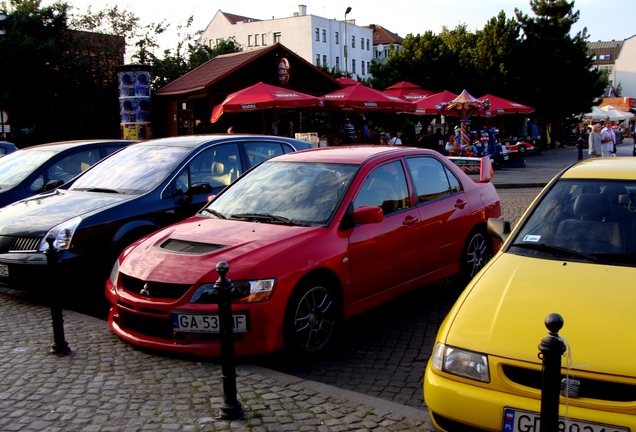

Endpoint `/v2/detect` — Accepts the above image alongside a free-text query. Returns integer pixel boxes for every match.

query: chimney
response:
[298,5,307,16]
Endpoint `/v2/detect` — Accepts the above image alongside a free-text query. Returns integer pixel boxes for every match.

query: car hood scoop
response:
[160,239,225,254]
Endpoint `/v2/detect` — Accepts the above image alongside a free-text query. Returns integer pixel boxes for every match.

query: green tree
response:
[438,24,479,91]
[370,31,456,92]
[470,12,522,97]
[514,0,606,147]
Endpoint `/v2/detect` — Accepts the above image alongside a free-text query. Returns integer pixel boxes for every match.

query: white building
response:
[199,5,374,81]
[588,37,636,102]
[614,35,636,99]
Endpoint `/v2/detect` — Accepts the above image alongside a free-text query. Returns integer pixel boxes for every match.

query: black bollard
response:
[538,313,566,432]
[214,261,244,420]
[43,235,71,355]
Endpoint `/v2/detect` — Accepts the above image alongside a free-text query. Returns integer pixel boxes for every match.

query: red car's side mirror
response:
[352,205,384,225]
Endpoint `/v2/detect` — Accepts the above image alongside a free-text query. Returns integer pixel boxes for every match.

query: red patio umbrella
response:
[383,81,434,101]
[336,77,360,87]
[322,83,415,112]
[476,94,534,116]
[410,90,459,115]
[210,82,323,123]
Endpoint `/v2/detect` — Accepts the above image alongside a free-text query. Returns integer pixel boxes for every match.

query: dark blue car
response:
[0,134,312,291]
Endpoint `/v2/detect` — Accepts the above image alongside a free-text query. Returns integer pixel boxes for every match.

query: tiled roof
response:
[369,25,404,45]
[221,11,260,24]
[588,40,623,50]
[155,46,274,96]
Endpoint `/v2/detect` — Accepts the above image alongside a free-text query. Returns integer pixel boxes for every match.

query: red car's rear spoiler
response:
[447,156,494,183]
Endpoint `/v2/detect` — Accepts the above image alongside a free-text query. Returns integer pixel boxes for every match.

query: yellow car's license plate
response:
[503,408,628,432]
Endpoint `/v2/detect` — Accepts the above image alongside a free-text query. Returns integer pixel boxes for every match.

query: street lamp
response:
[344,7,351,75]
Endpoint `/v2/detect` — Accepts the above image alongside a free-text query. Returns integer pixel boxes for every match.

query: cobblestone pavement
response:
[0,287,431,431]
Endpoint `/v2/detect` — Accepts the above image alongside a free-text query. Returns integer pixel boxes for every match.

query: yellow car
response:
[424,157,636,432]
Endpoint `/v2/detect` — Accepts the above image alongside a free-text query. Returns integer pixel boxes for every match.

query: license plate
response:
[503,408,629,432]
[172,312,248,334]
[0,264,8,277]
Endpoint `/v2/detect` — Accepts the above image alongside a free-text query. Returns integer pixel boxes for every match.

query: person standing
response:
[600,122,614,157]
[341,118,356,143]
[588,123,602,157]
[388,131,402,145]
[603,120,617,156]
[360,120,370,143]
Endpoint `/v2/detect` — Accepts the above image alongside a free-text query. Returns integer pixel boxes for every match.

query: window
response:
[30,150,102,191]
[273,32,281,43]
[354,161,410,215]
[184,143,242,193]
[323,55,327,67]
[316,54,320,66]
[335,56,340,70]
[366,38,370,50]
[352,59,356,74]
[335,31,339,45]
[254,34,260,46]
[315,27,319,41]
[362,61,365,75]
[351,35,355,48]
[405,157,457,203]
[322,29,326,42]
[247,35,252,47]
[262,33,267,46]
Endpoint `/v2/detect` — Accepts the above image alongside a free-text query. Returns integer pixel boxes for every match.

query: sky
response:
[56,0,634,49]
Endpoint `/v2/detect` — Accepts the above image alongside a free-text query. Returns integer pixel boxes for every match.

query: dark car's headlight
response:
[38,216,82,251]
[431,342,490,383]
[190,279,275,303]
[109,259,119,287]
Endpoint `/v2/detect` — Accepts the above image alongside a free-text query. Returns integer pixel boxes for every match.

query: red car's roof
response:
[271,145,439,164]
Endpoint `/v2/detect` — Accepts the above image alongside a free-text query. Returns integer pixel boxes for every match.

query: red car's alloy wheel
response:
[285,284,338,354]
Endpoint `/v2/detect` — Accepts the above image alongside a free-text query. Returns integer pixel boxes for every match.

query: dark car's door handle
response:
[403,215,419,226]
[455,199,468,209]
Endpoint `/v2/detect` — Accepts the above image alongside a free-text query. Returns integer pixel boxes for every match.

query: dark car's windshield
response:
[203,161,358,227]
[510,179,636,266]
[0,149,59,188]
[70,144,191,194]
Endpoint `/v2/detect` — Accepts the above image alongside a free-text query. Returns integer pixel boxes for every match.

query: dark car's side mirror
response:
[42,179,65,192]
[186,183,213,196]
[487,217,511,242]
[178,182,213,205]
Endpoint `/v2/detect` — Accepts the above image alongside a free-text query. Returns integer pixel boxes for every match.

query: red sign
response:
[278,58,290,86]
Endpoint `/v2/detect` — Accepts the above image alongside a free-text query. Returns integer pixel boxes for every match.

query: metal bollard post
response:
[538,313,566,432]
[43,235,71,355]
[214,261,244,420]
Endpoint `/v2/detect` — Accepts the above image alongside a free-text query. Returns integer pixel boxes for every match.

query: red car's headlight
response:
[189,279,275,304]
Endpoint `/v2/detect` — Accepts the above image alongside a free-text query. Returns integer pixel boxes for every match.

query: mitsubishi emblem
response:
[140,283,150,296]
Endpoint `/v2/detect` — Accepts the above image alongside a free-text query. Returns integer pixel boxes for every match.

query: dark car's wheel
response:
[459,229,492,283]
[283,281,340,355]
[518,145,527,154]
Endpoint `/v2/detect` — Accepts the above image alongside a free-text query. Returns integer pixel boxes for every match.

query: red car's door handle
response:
[403,215,419,226]
[455,199,468,209]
